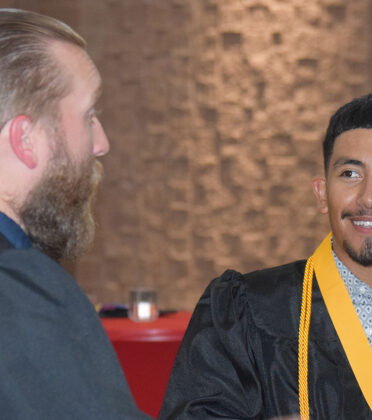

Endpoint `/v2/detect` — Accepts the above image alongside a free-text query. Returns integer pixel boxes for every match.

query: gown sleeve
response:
[159,269,264,420]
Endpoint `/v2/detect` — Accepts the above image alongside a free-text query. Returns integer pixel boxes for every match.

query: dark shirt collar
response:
[0,212,32,249]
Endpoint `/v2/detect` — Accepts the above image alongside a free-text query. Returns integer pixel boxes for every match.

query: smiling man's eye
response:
[341,169,359,178]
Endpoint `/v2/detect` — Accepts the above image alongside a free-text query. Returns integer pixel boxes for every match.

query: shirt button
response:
[360,286,367,294]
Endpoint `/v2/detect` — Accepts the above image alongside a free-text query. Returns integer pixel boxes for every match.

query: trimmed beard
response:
[19,129,103,262]
[344,237,372,267]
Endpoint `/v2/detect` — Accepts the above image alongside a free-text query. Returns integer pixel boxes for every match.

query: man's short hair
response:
[323,93,372,173]
[0,8,86,128]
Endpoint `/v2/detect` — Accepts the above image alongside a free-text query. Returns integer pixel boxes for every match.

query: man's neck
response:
[0,204,23,230]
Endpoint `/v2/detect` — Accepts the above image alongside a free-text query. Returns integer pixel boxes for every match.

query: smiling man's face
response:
[314,128,372,274]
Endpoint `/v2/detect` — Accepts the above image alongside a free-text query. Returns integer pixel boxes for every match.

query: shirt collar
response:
[0,212,32,249]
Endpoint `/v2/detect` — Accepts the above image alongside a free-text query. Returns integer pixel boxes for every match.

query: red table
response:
[102,311,191,418]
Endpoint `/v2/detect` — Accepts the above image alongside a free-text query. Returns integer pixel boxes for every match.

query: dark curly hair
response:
[323,94,372,173]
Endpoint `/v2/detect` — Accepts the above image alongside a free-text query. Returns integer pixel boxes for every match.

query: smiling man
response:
[0,8,150,420]
[160,95,372,420]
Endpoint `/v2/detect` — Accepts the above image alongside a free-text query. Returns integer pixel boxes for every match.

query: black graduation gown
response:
[159,261,372,420]
[0,233,151,419]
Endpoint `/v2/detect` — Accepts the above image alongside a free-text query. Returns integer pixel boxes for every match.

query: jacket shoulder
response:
[242,259,307,286]
[207,260,307,338]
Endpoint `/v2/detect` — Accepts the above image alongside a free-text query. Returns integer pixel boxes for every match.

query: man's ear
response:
[312,176,328,215]
[9,115,37,169]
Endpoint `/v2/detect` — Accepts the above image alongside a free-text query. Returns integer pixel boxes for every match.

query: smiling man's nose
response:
[357,175,372,208]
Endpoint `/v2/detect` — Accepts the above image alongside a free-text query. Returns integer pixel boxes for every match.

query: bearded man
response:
[0,8,150,420]
[160,95,372,420]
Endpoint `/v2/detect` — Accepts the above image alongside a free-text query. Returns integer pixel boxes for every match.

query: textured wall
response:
[1,0,372,310]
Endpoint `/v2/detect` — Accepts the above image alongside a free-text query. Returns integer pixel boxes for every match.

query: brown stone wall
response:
[1,0,372,310]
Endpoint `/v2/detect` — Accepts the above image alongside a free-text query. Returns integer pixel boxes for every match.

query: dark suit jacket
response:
[0,233,151,419]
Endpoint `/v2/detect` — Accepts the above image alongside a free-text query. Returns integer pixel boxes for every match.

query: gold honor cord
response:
[298,257,314,420]
[298,233,372,419]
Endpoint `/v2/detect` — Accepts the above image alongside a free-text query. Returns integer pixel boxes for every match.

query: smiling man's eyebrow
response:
[333,158,364,168]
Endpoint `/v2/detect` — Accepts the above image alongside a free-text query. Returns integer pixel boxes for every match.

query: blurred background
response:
[2,0,371,310]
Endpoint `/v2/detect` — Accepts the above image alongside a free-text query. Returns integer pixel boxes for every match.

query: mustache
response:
[341,210,372,219]
[92,159,104,184]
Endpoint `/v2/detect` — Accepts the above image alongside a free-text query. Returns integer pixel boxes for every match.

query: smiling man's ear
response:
[9,115,37,169]
[312,176,329,215]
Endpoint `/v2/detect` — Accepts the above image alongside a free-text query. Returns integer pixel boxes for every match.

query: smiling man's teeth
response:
[353,221,372,227]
